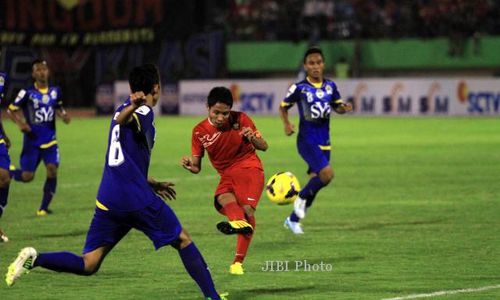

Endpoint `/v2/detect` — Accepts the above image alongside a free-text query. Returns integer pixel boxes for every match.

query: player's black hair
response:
[303,47,324,63]
[128,64,160,95]
[207,86,233,108]
[31,59,47,68]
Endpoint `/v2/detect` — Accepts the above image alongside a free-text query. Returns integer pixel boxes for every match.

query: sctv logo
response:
[458,81,500,114]
[230,84,274,113]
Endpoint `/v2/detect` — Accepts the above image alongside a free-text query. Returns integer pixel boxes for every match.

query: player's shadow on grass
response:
[38,230,88,238]
[335,219,445,231]
[235,286,316,299]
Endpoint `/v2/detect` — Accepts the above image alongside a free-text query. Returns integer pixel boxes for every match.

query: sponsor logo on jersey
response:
[315,89,324,99]
[306,91,314,103]
[198,132,222,148]
[286,84,297,98]
[325,85,333,95]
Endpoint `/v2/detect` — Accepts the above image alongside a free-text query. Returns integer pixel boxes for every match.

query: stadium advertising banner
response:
[179,79,500,116]
[0,0,163,46]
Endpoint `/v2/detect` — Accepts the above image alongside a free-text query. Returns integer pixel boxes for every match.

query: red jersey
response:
[191,111,263,174]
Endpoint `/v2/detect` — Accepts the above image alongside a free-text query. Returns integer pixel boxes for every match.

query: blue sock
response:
[179,243,219,300]
[40,177,57,211]
[10,169,23,181]
[290,212,300,222]
[289,176,326,220]
[298,176,325,208]
[34,252,85,275]
[0,186,9,218]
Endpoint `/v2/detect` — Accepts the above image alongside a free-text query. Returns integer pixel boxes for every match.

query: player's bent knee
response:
[319,169,334,185]
[0,173,11,187]
[46,165,58,178]
[82,258,101,275]
[171,229,192,250]
[22,172,35,182]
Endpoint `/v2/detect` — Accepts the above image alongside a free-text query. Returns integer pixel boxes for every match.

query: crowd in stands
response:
[218,0,499,42]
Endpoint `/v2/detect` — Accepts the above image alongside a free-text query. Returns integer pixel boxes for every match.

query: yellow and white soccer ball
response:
[266,172,301,205]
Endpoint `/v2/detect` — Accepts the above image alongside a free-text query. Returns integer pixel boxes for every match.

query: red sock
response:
[234,215,256,263]
[222,202,245,221]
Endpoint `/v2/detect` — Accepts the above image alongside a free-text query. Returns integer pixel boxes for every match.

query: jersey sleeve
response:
[54,87,63,108]
[191,126,205,157]
[9,89,28,111]
[328,82,344,109]
[281,83,300,110]
[131,105,154,133]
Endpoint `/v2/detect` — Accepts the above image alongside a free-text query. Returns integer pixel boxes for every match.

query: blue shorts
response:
[0,142,11,171]
[82,196,182,254]
[297,140,330,174]
[20,142,60,172]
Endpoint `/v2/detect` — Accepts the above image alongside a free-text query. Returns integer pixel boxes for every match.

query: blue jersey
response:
[96,100,157,212]
[10,84,62,147]
[282,78,343,147]
[0,72,7,140]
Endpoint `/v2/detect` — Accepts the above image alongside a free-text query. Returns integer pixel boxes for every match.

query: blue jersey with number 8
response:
[97,99,157,212]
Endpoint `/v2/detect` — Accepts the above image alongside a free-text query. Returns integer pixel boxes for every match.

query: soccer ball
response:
[266,172,301,205]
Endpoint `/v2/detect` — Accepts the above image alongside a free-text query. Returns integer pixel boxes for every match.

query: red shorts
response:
[214,166,264,211]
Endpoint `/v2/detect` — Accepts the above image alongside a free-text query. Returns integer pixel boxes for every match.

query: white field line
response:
[382,284,500,300]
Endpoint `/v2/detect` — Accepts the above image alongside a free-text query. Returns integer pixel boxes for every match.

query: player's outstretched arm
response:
[279,106,295,136]
[148,177,176,201]
[56,107,71,124]
[181,155,201,174]
[115,92,146,125]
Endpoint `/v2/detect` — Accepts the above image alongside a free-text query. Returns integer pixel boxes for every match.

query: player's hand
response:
[284,123,295,136]
[240,127,256,141]
[62,113,71,124]
[152,181,176,201]
[181,156,193,170]
[19,123,31,133]
[340,102,353,112]
[130,92,146,107]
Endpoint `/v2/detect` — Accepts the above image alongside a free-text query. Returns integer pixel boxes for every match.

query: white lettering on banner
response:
[178,79,500,116]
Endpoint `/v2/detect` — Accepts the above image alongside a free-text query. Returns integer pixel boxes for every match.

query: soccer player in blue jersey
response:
[0,70,12,242]
[280,47,352,234]
[8,59,71,216]
[5,64,225,300]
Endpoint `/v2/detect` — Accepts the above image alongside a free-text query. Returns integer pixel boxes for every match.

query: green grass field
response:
[0,116,499,300]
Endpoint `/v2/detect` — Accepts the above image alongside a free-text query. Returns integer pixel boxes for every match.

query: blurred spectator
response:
[223,0,500,41]
[334,56,350,78]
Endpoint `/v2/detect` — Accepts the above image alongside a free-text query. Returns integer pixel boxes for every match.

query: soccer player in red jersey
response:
[181,86,268,275]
